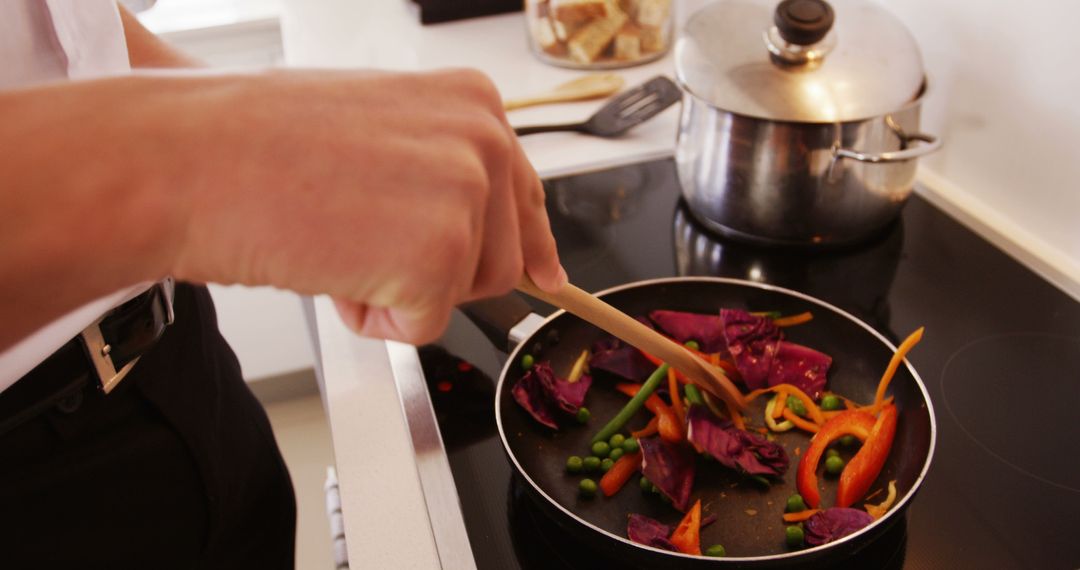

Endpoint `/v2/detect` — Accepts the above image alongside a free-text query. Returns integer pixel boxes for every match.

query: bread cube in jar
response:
[525,0,672,68]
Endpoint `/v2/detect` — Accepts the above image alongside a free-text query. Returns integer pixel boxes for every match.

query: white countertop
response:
[278,1,1080,567]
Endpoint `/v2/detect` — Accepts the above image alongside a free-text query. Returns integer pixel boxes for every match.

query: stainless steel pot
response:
[674,0,942,247]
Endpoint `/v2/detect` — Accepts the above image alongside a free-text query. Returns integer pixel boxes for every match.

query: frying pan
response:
[464,276,935,567]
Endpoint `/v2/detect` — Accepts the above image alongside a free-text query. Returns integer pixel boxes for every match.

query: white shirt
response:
[0,0,149,392]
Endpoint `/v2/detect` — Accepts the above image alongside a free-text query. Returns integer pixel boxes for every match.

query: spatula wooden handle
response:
[516,277,745,410]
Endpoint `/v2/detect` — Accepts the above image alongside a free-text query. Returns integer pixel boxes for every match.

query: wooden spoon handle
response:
[516,278,745,410]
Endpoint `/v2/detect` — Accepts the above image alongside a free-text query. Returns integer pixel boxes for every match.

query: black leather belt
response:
[0,278,175,436]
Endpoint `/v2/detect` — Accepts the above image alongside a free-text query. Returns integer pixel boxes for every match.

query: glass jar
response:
[524,0,674,69]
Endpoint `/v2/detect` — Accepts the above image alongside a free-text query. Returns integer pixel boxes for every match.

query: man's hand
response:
[0,69,565,349]
[169,69,566,344]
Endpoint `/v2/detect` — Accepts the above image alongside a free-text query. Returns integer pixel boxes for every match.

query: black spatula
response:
[513,76,682,137]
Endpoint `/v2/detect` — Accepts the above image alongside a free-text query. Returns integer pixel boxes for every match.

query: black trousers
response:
[0,284,297,568]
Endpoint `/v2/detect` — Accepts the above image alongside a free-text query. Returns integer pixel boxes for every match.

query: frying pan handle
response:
[458,293,541,353]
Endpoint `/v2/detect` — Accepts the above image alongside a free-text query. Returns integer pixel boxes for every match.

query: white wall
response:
[875,0,1079,295]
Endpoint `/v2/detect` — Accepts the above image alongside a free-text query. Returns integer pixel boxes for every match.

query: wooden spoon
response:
[503,73,625,111]
[517,278,746,411]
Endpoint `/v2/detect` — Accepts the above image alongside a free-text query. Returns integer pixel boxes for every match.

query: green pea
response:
[579,478,598,498]
[639,476,652,491]
[786,396,807,417]
[820,394,842,411]
[575,407,591,424]
[704,544,726,557]
[825,455,845,476]
[582,456,601,472]
[684,340,701,351]
[749,475,771,489]
[785,525,805,548]
[601,458,614,472]
[591,441,611,458]
[521,354,534,369]
[785,494,807,513]
[826,448,841,459]
[609,447,625,461]
[650,484,660,494]
[622,437,640,453]
[566,456,583,473]
[608,433,626,448]
[840,435,857,447]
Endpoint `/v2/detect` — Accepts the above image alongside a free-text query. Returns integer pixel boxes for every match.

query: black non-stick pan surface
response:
[493,277,935,567]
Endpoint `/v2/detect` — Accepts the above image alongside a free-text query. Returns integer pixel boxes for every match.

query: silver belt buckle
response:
[79,278,175,394]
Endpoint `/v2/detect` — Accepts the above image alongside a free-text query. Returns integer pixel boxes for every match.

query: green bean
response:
[684,384,704,406]
[591,364,670,444]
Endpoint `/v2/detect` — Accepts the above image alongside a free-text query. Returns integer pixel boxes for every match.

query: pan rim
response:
[494,275,937,562]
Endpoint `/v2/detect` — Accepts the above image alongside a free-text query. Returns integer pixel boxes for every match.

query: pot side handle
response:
[834,132,942,164]
[458,294,542,354]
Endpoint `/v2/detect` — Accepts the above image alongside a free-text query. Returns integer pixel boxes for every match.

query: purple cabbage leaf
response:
[511,362,592,429]
[648,310,727,353]
[767,340,832,400]
[686,405,789,477]
[804,508,875,546]
[626,514,678,552]
[720,308,782,390]
[639,437,696,512]
[588,337,656,382]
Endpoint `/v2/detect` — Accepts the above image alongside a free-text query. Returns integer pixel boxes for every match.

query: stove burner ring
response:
[941,333,1080,493]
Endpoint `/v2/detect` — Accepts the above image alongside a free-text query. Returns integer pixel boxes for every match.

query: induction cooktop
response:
[420,158,1080,570]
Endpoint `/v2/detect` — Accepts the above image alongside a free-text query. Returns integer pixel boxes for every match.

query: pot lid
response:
[674,0,925,123]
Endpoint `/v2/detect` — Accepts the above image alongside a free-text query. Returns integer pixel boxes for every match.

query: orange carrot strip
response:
[631,417,659,438]
[873,327,925,414]
[783,408,820,433]
[782,509,821,522]
[780,384,826,425]
[771,386,789,419]
[616,383,682,442]
[668,367,686,427]
[599,451,643,497]
[725,397,746,431]
[773,312,814,327]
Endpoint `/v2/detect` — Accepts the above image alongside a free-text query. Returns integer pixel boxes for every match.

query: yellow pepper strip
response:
[864,480,898,519]
[567,349,590,383]
[765,396,795,432]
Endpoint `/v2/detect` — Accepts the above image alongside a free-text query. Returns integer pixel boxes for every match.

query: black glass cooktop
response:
[421,158,1080,569]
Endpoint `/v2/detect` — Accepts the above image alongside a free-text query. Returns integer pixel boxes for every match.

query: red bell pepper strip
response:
[796,410,876,509]
[631,417,659,438]
[837,404,898,508]
[669,499,702,555]
[599,450,643,497]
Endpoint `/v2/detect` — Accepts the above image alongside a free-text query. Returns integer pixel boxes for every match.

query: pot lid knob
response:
[774,0,834,45]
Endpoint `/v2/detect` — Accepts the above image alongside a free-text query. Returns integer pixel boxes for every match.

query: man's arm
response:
[0,69,565,351]
[117,3,200,68]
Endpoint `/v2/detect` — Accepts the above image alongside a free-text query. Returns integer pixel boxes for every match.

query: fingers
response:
[507,138,567,294]
[334,298,452,346]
